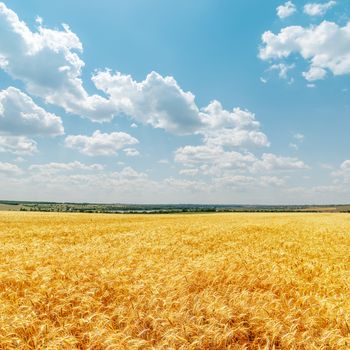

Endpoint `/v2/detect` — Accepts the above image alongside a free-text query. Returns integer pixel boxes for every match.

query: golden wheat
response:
[0,212,350,349]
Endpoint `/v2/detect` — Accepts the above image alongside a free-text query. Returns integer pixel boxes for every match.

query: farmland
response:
[1,200,350,213]
[0,212,350,349]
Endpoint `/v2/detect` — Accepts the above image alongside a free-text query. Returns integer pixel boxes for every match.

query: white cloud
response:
[0,159,312,204]
[199,101,270,148]
[0,3,318,204]
[0,161,22,175]
[200,101,260,130]
[214,174,286,188]
[277,1,297,19]
[179,168,199,176]
[123,148,139,157]
[0,3,116,122]
[203,128,269,148]
[64,130,138,156]
[175,145,304,179]
[175,146,308,175]
[118,166,148,180]
[0,87,64,136]
[340,160,350,171]
[252,153,309,172]
[214,175,256,187]
[175,145,256,170]
[260,176,286,187]
[268,63,295,79]
[29,161,104,174]
[0,86,62,155]
[0,3,272,138]
[163,177,208,193]
[260,21,350,81]
[311,184,341,193]
[92,70,203,133]
[1,165,156,203]
[92,72,269,137]
[0,0,259,138]
[0,136,37,155]
[302,66,327,81]
[92,70,268,139]
[304,1,336,16]
[331,160,350,182]
[172,100,273,180]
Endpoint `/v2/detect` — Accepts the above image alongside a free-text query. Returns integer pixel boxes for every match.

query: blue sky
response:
[0,0,349,204]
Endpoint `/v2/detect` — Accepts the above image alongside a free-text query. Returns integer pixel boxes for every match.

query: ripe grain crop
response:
[0,212,350,349]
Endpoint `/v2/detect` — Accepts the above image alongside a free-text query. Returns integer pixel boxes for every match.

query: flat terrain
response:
[2,200,350,213]
[0,212,350,349]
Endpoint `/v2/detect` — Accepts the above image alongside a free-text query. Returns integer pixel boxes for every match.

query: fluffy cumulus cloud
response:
[92,70,203,133]
[0,2,116,122]
[302,66,327,81]
[92,72,268,142]
[252,153,309,172]
[0,0,275,152]
[123,148,139,157]
[0,1,265,142]
[277,1,297,19]
[1,163,159,203]
[0,2,274,139]
[163,177,208,193]
[92,72,272,139]
[200,101,260,130]
[331,160,350,182]
[0,3,207,133]
[175,145,256,171]
[205,127,268,148]
[64,130,139,156]
[0,87,63,155]
[175,144,308,181]
[6,163,137,202]
[8,161,349,204]
[304,1,336,16]
[0,161,21,175]
[213,174,286,188]
[0,3,314,202]
[29,161,104,174]
[260,20,350,81]
[170,87,308,185]
[0,87,64,136]
[179,168,199,177]
[277,160,350,201]
[0,136,37,155]
[173,99,308,190]
[199,101,270,148]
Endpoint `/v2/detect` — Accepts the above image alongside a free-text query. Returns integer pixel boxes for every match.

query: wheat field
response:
[0,212,350,349]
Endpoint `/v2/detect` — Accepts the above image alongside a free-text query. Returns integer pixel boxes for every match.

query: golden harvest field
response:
[1,212,350,349]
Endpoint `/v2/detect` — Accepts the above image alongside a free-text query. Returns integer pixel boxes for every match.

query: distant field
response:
[0,203,22,211]
[1,200,350,213]
[0,212,350,349]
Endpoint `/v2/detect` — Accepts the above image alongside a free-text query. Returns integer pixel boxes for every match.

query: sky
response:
[0,0,349,204]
